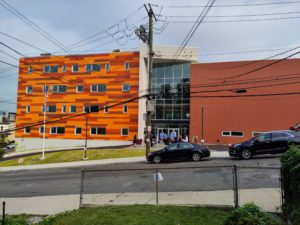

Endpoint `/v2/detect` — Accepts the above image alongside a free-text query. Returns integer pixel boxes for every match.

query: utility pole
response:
[135,3,157,157]
[83,116,88,160]
[41,89,48,160]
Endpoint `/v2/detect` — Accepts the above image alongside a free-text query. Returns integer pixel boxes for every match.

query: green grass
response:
[0,148,145,167]
[38,205,231,225]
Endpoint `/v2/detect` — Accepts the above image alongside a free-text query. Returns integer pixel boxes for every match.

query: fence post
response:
[233,165,239,208]
[79,168,85,207]
[155,168,159,206]
[280,167,287,217]
[2,201,5,225]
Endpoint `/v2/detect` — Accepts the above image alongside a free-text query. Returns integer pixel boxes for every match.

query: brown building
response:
[190,58,300,145]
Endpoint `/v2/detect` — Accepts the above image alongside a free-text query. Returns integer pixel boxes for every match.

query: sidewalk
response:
[0,150,229,172]
[0,188,281,215]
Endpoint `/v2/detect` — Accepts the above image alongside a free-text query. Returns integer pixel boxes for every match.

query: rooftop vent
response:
[40,53,52,56]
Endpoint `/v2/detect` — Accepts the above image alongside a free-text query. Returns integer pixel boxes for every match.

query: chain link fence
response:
[80,166,282,212]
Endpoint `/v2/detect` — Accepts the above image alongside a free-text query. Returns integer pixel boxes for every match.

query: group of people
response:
[133,130,191,147]
[159,130,189,145]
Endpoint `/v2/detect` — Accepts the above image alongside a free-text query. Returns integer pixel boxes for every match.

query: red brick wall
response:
[190,59,300,144]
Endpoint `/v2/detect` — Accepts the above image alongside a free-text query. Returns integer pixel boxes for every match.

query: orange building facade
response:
[16,51,140,150]
[190,59,300,145]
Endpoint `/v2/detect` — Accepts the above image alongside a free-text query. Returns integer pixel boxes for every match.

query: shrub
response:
[0,215,30,225]
[0,148,5,159]
[281,145,300,224]
[224,203,282,225]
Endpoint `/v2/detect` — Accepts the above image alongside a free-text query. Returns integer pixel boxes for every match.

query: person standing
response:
[133,134,137,147]
[170,130,177,141]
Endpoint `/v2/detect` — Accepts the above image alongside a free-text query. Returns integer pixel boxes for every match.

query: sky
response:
[1,0,300,112]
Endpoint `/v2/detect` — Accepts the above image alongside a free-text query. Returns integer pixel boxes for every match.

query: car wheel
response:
[192,152,201,161]
[241,149,252,160]
[153,155,162,164]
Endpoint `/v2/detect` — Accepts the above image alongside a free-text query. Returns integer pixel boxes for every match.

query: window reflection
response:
[152,63,190,121]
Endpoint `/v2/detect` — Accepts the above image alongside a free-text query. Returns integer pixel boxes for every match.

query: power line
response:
[0,0,69,53]
[190,91,300,98]
[4,93,149,134]
[161,16,300,23]
[158,1,300,8]
[0,32,47,53]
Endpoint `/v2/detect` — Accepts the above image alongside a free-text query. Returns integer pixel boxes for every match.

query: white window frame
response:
[124,62,129,70]
[76,85,84,93]
[52,85,66,93]
[50,126,65,134]
[28,66,33,74]
[62,105,66,113]
[26,86,32,94]
[62,65,66,73]
[105,63,110,71]
[75,127,82,135]
[104,105,109,113]
[47,105,56,113]
[72,64,79,72]
[39,126,45,134]
[42,85,49,93]
[121,128,129,136]
[123,105,128,113]
[70,105,77,113]
[24,127,30,134]
[122,84,130,92]
[222,131,244,137]
[26,105,30,113]
[90,127,106,135]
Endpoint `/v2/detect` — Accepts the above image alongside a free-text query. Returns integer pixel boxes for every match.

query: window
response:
[62,65,66,73]
[42,85,49,93]
[231,131,244,137]
[91,84,106,92]
[48,105,56,112]
[53,85,66,93]
[24,127,30,134]
[122,84,130,92]
[50,127,65,134]
[123,105,128,113]
[62,105,66,113]
[26,86,33,94]
[83,105,99,113]
[39,126,45,134]
[86,64,100,72]
[76,85,84,93]
[28,66,33,74]
[72,64,79,72]
[121,128,129,136]
[70,105,77,113]
[26,105,30,113]
[105,63,110,71]
[90,127,106,135]
[44,65,58,73]
[124,62,129,70]
[222,131,244,137]
[104,105,109,113]
[75,127,82,135]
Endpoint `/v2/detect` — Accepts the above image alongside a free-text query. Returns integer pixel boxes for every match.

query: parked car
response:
[229,130,300,159]
[147,142,210,163]
[5,143,16,151]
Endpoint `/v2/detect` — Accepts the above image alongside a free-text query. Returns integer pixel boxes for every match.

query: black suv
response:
[229,130,300,159]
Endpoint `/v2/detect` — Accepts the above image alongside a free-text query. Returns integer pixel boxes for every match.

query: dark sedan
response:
[147,142,210,163]
[229,130,300,159]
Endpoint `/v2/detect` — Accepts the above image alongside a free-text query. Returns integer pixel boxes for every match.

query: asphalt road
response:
[0,156,281,198]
